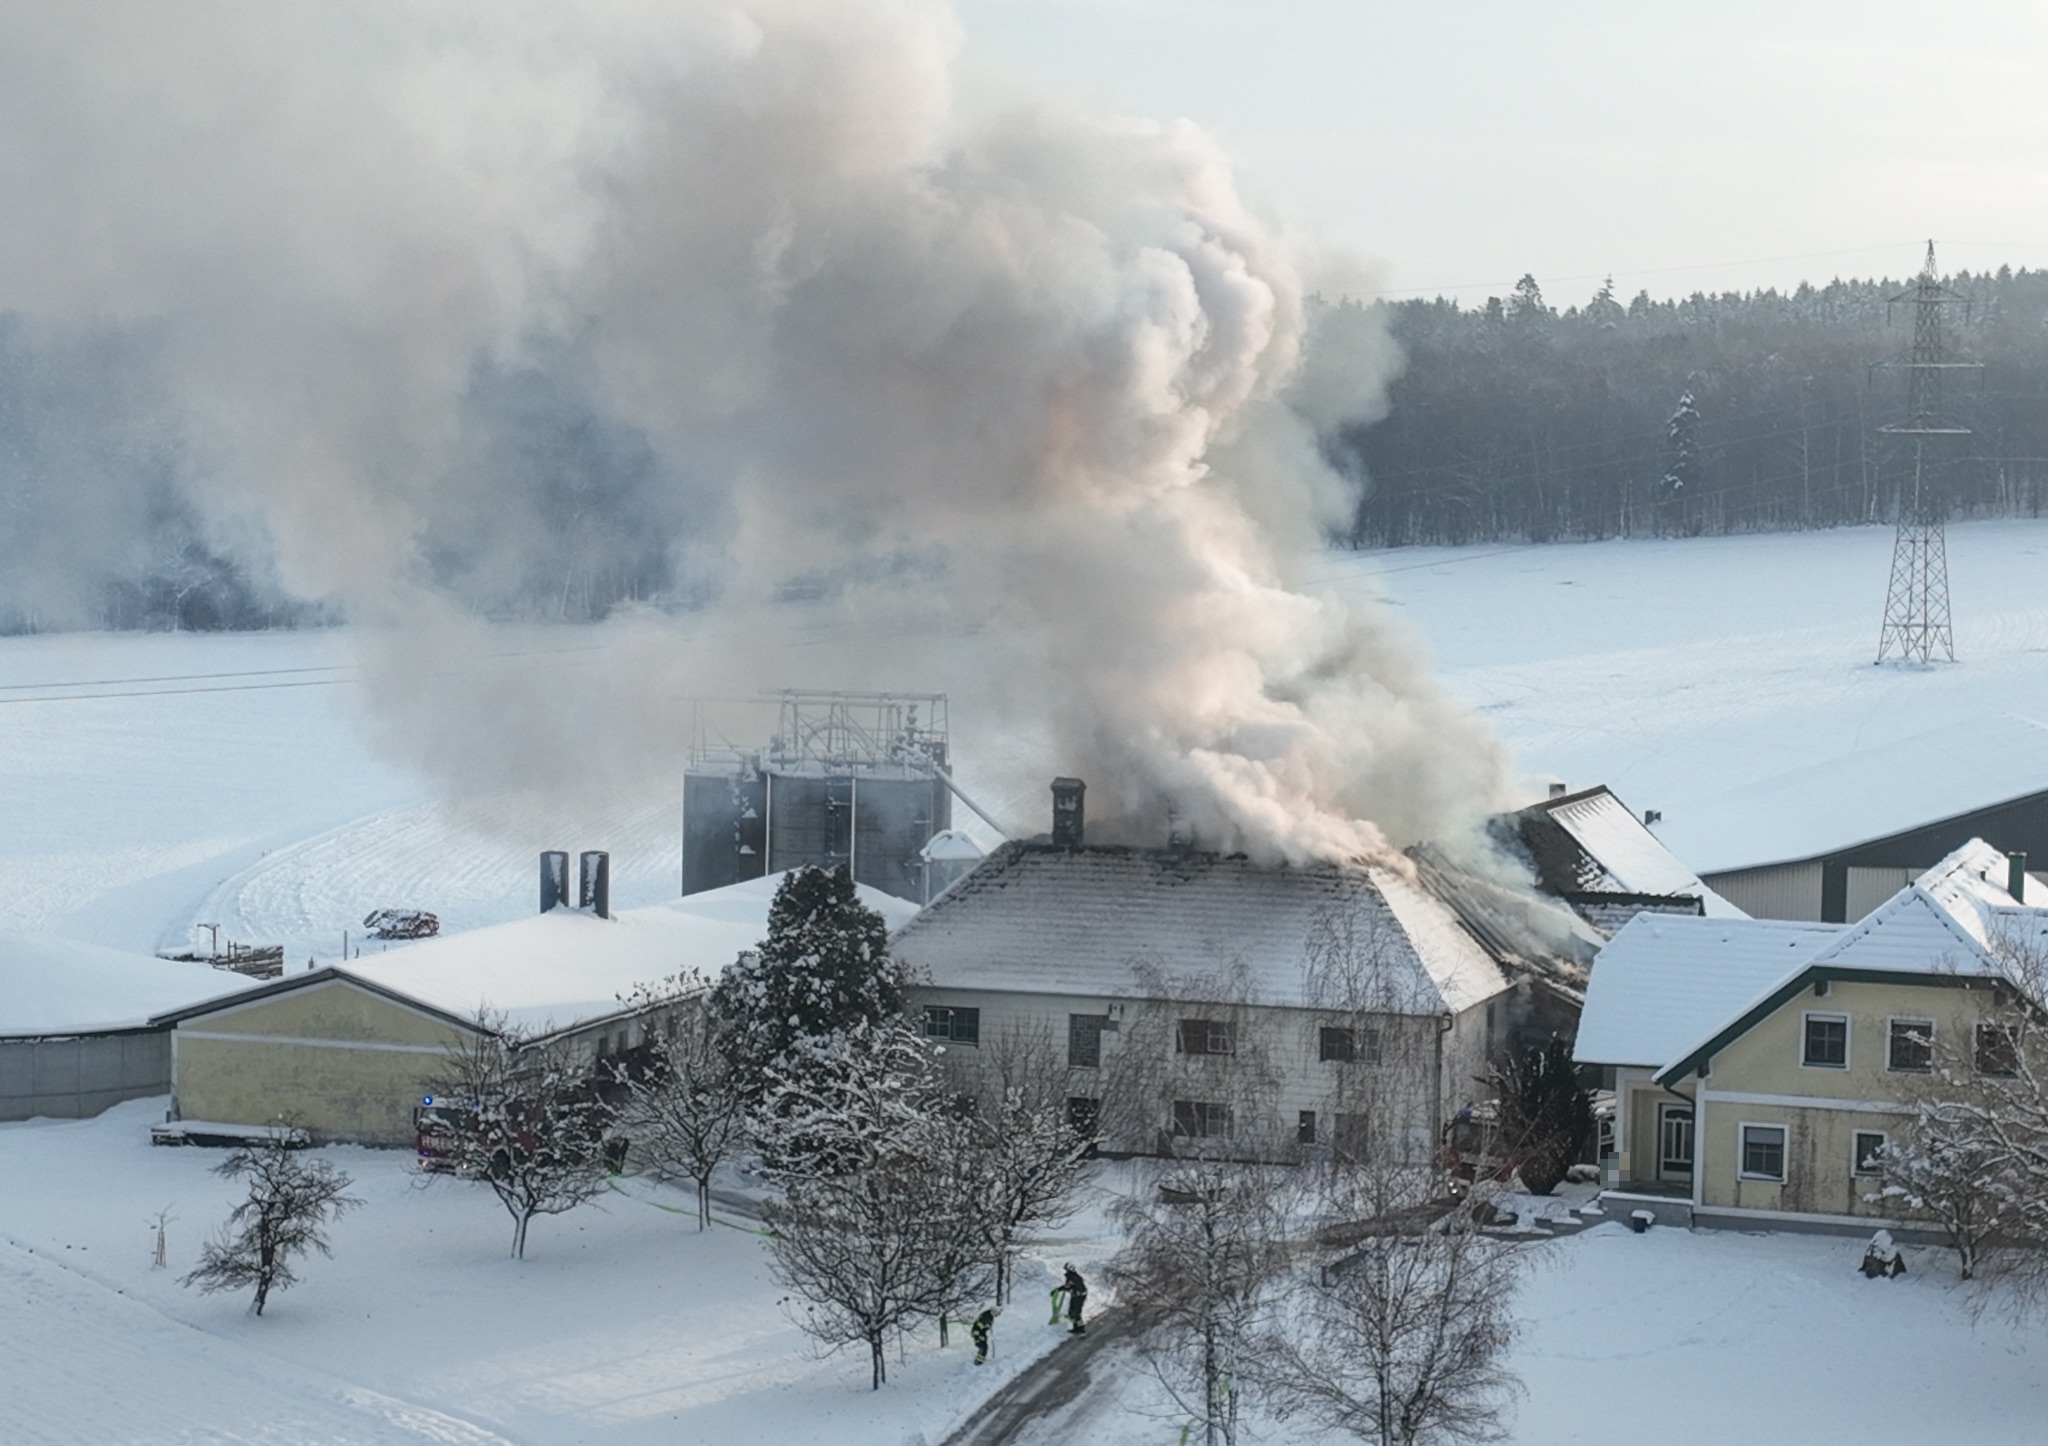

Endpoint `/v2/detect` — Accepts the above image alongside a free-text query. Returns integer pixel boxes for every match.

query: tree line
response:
[1322,263,2048,547]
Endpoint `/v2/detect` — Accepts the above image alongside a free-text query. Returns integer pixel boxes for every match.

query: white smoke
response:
[0,0,1511,861]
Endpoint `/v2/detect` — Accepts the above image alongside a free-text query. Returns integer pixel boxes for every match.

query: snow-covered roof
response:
[0,933,252,1036]
[891,844,1510,1015]
[1645,840,2048,1082]
[1667,714,2048,874]
[1574,915,1846,1068]
[176,872,919,1037]
[1804,838,2048,978]
[1513,787,1744,919]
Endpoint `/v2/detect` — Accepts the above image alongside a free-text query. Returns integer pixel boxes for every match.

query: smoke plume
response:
[0,1,1510,862]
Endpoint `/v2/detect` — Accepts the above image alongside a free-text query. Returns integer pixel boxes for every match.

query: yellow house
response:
[1577,839,2046,1232]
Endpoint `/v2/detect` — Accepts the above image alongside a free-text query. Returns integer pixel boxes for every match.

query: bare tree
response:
[1109,1157,1298,1446]
[1262,1199,1525,1446]
[423,1014,614,1259]
[1875,939,2048,1287]
[1876,1099,2018,1281]
[182,1134,358,1316]
[615,977,745,1230]
[757,1021,990,1387]
[950,1020,1092,1304]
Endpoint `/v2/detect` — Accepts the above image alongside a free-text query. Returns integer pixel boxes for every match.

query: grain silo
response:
[682,691,983,905]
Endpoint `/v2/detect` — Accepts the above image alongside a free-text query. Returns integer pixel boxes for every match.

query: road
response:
[939,1307,1145,1446]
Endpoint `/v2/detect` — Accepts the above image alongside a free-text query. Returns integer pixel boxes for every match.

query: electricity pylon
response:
[1875,241,1978,664]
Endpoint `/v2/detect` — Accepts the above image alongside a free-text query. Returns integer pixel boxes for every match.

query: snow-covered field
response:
[0,1099,1107,1446]
[1334,517,2048,871]
[7,1103,2043,1445]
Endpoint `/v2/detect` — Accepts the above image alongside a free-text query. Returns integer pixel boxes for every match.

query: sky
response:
[952,0,2048,307]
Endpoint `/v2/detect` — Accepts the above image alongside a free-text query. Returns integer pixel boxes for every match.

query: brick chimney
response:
[1051,778,1086,848]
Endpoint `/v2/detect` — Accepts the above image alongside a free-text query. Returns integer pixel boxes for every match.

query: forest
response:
[6,263,2046,633]
[1331,264,2048,547]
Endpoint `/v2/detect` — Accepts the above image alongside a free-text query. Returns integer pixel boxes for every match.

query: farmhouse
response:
[154,871,917,1145]
[1576,838,2047,1231]
[893,790,1516,1162]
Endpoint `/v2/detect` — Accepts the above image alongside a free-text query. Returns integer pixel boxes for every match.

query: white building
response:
[893,841,1514,1161]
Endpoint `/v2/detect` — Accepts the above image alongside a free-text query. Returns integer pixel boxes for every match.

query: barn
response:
[1672,716,2048,922]
[155,872,918,1145]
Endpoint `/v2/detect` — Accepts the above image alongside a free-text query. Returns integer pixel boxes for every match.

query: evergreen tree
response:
[1658,386,1703,533]
[710,864,900,1096]
[1487,1038,1593,1198]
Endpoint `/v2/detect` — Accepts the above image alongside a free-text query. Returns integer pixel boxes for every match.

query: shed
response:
[0,934,250,1121]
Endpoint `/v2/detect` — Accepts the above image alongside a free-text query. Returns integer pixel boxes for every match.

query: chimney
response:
[1548,781,1568,799]
[1051,778,1086,848]
[2010,851,2030,903]
[540,850,569,913]
[580,851,612,919]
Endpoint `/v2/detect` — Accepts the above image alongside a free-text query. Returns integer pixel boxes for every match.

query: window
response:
[1802,1013,1848,1068]
[921,1005,980,1046]
[1852,1131,1887,1177]
[1175,1018,1235,1056]
[1740,1124,1787,1182]
[1066,1097,1100,1137]
[1976,1022,2020,1078]
[1333,1112,1372,1163]
[1068,1014,1111,1069]
[1297,1110,1317,1146]
[1887,1019,1934,1073]
[1172,1100,1232,1139]
[1319,1025,1383,1064]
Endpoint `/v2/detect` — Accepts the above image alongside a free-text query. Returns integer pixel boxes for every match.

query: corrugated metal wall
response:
[1701,862,1824,921]
[0,1029,171,1120]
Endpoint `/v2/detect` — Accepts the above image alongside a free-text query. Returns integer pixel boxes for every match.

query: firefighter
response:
[970,1306,997,1364]
[1062,1263,1088,1335]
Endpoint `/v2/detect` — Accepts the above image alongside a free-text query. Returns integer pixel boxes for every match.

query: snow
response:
[1540,789,1743,916]
[1574,915,1845,1067]
[9,525,2048,1438]
[330,872,920,1034]
[891,844,1511,1015]
[0,628,692,964]
[0,931,251,1035]
[1581,840,2048,1073]
[1013,1218,2048,1446]
[1326,518,2048,874]
[0,1099,1107,1446]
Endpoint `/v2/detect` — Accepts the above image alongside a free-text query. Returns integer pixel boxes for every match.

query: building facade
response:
[894,839,1515,1162]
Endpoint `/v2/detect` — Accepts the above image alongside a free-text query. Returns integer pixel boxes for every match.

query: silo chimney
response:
[580,850,612,919]
[2010,851,2030,903]
[540,851,569,913]
[1051,778,1086,848]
